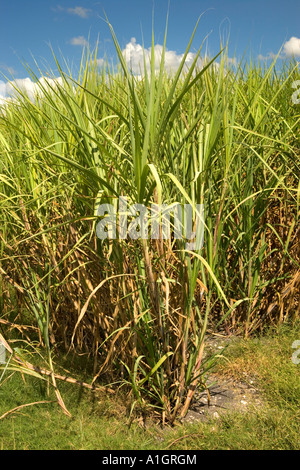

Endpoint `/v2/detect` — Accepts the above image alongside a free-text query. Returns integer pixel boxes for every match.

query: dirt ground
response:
[183,334,263,423]
[183,375,263,423]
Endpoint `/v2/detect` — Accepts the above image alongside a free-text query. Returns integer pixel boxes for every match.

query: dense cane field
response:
[0,21,299,425]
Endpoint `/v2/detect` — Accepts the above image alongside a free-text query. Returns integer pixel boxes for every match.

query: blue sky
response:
[0,0,300,85]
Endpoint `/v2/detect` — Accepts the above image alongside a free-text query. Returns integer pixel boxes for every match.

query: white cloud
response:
[259,37,300,61]
[97,58,105,67]
[53,5,91,18]
[0,82,9,107]
[69,36,89,47]
[0,80,7,97]
[0,64,17,76]
[122,38,201,75]
[283,37,300,57]
[227,57,237,67]
[0,77,63,107]
[120,38,237,76]
[258,52,279,61]
[67,6,91,18]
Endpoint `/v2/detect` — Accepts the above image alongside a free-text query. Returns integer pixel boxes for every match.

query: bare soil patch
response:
[183,334,264,423]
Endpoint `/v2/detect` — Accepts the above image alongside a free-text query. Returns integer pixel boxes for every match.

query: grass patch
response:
[1,323,299,450]
[216,321,300,412]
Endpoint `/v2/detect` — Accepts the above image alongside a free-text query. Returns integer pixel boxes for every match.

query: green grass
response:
[216,321,300,412]
[1,323,299,450]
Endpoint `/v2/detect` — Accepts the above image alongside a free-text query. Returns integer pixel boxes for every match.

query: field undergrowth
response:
[0,323,299,450]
